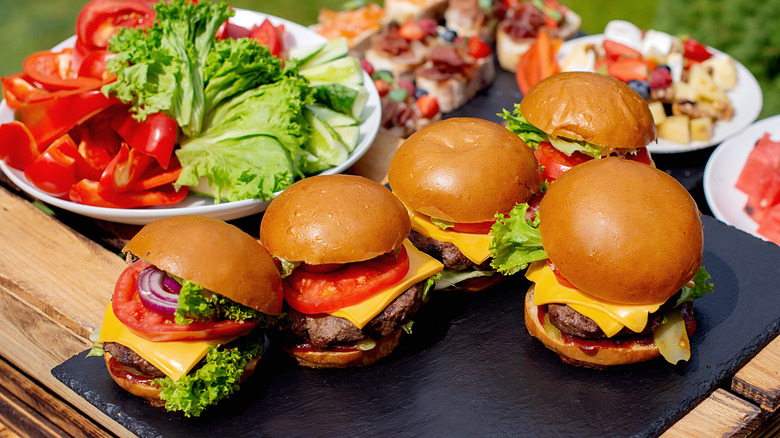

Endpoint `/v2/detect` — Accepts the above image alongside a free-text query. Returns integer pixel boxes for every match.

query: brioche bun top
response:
[520,72,657,153]
[259,174,411,265]
[388,117,539,223]
[123,215,283,315]
[539,158,702,305]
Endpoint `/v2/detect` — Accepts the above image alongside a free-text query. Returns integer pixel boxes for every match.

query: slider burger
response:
[388,117,539,292]
[259,174,443,368]
[500,71,656,182]
[91,215,283,417]
[489,158,713,367]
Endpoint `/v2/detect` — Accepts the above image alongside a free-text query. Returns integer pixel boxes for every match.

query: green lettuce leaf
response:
[103,0,233,137]
[489,203,548,275]
[434,270,494,290]
[175,280,279,327]
[675,265,715,307]
[175,76,313,201]
[499,105,548,148]
[153,341,263,418]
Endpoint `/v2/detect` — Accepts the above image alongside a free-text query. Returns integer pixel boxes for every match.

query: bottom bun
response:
[524,286,661,368]
[104,351,260,407]
[285,328,403,369]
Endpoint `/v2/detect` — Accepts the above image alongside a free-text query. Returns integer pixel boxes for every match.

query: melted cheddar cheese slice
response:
[525,261,665,337]
[98,305,237,381]
[328,240,443,329]
[406,208,493,265]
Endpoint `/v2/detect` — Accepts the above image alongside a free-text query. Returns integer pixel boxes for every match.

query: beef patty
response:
[408,230,492,271]
[104,342,166,378]
[277,281,425,348]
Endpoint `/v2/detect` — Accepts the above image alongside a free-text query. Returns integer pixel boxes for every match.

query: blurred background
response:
[1,0,778,118]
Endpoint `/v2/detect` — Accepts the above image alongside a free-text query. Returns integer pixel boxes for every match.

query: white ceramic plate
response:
[558,34,763,154]
[703,115,780,242]
[0,9,380,225]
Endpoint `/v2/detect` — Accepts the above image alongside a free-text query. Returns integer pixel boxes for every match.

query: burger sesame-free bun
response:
[123,215,283,315]
[520,72,656,153]
[259,174,411,265]
[285,328,403,369]
[539,157,703,305]
[524,287,661,368]
[388,117,539,223]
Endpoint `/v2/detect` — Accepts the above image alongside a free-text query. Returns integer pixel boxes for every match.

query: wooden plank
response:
[747,410,780,437]
[0,357,112,438]
[733,335,780,413]
[0,383,68,438]
[662,389,762,438]
[0,186,135,437]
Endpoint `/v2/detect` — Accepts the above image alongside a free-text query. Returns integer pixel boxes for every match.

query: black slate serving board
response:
[53,215,780,438]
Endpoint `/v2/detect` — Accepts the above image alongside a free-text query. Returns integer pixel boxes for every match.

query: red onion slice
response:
[137,266,181,317]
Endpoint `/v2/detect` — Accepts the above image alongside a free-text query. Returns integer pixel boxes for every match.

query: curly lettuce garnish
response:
[489,203,548,275]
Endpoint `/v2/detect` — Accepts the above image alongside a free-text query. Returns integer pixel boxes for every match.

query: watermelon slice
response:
[757,204,780,245]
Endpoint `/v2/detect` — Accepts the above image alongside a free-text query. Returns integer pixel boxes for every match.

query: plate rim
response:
[0,9,380,225]
[558,33,763,154]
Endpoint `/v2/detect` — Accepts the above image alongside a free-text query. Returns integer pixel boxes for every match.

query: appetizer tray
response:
[52,216,780,437]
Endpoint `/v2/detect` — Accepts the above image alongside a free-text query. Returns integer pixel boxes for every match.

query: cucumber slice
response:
[302,109,349,173]
[306,103,358,127]
[334,125,360,152]
[291,38,349,69]
[300,57,363,87]
[312,83,368,119]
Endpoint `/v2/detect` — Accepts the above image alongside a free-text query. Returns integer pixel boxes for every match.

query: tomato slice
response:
[248,19,285,57]
[284,246,411,314]
[534,141,591,182]
[23,49,103,91]
[76,0,155,51]
[112,261,259,342]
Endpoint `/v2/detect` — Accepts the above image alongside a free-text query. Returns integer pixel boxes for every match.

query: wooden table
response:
[0,131,778,437]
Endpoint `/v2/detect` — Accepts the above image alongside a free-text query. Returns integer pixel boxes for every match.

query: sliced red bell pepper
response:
[69,113,123,180]
[110,111,178,169]
[23,48,104,91]
[0,121,39,170]
[23,134,86,198]
[126,156,183,192]
[69,179,188,208]
[14,90,119,152]
[99,142,156,192]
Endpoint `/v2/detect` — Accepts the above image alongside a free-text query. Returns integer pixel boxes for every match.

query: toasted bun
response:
[524,287,661,368]
[284,329,403,369]
[123,215,283,315]
[539,157,703,305]
[259,174,411,265]
[520,72,656,153]
[388,117,539,223]
[104,352,260,406]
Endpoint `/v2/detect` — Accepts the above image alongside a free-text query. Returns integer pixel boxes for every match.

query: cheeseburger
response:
[388,117,539,292]
[259,174,443,368]
[490,158,713,368]
[500,71,656,182]
[91,215,283,417]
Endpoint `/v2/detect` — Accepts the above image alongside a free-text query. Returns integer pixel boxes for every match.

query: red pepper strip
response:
[23,135,86,198]
[69,179,189,209]
[0,121,39,170]
[69,112,123,180]
[111,111,178,169]
[99,142,156,192]
[126,156,183,192]
[23,48,104,91]
[15,90,119,152]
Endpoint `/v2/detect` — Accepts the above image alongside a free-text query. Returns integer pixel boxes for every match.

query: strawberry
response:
[374,79,392,97]
[399,19,425,41]
[416,94,440,118]
[603,39,642,61]
[467,36,492,59]
[607,58,648,83]
[683,38,713,63]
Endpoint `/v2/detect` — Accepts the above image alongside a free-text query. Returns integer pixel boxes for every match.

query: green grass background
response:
[1,0,777,118]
